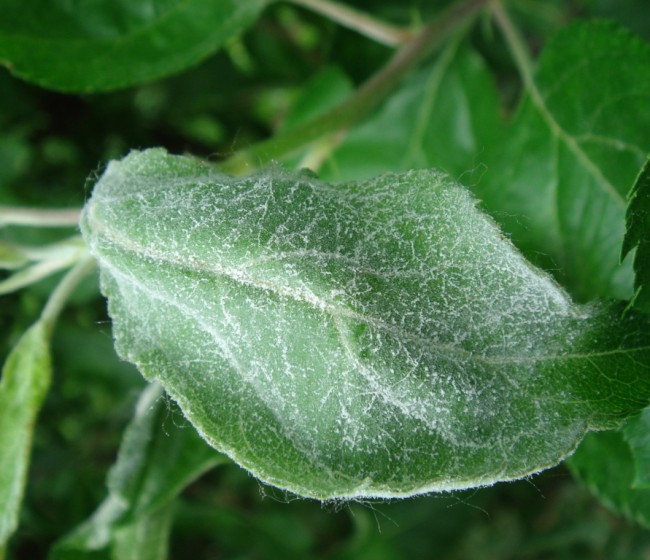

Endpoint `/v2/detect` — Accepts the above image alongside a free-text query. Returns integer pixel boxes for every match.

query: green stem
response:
[490,2,535,93]
[297,130,347,172]
[288,0,415,47]
[0,206,81,228]
[40,255,96,334]
[218,0,492,175]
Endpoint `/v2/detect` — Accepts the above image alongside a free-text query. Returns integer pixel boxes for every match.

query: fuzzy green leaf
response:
[0,322,51,546]
[623,156,650,313]
[0,0,269,92]
[80,149,650,500]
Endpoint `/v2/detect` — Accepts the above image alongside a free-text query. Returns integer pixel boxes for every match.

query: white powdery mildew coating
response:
[81,149,619,499]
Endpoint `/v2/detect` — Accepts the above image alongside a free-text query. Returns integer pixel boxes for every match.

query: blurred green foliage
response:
[2,1,650,558]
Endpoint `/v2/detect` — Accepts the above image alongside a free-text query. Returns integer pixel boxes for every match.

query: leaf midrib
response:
[87,208,650,366]
[518,54,625,209]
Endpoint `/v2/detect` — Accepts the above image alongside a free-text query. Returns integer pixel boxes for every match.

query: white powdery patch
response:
[79,149,638,499]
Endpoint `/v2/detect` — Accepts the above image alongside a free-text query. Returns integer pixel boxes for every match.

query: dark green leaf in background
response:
[624,409,650,489]
[320,41,502,182]
[584,0,650,40]
[572,408,650,529]
[622,155,650,313]
[568,429,650,528]
[278,65,354,170]
[0,0,270,92]
[282,66,354,133]
[80,149,650,500]
[477,21,650,302]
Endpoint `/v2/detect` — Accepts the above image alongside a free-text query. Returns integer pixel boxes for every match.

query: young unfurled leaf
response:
[106,383,226,523]
[51,382,225,558]
[81,149,650,500]
[622,156,650,313]
[0,322,51,546]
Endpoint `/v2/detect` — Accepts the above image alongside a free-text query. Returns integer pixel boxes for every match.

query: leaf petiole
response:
[40,255,96,333]
[490,2,536,96]
[0,236,89,296]
[288,0,415,47]
[0,206,81,228]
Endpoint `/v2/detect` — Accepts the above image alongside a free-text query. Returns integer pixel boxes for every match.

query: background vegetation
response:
[1,0,650,558]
